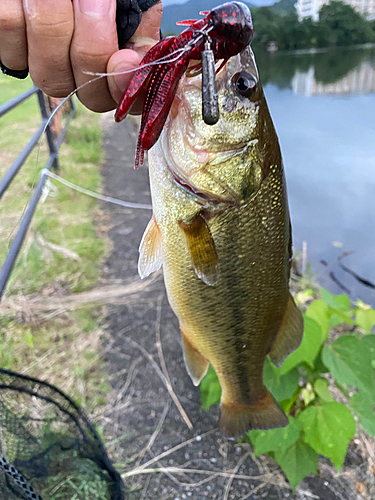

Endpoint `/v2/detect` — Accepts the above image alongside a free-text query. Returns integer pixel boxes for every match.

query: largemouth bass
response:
[137,44,303,437]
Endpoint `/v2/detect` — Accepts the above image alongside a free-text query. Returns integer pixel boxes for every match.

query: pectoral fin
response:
[181,331,209,386]
[269,293,304,368]
[138,215,163,279]
[178,213,219,286]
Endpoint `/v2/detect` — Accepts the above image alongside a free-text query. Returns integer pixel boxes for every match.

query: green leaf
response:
[312,350,330,374]
[297,402,356,470]
[279,317,323,374]
[314,378,334,403]
[263,357,300,402]
[320,288,351,312]
[356,308,375,334]
[84,351,96,360]
[274,439,318,491]
[322,335,374,395]
[328,313,350,329]
[362,334,375,351]
[327,308,353,326]
[248,417,301,456]
[302,386,315,406]
[295,289,314,305]
[305,300,329,340]
[200,365,221,410]
[24,331,34,349]
[359,335,375,399]
[319,289,353,326]
[99,382,111,393]
[351,392,375,436]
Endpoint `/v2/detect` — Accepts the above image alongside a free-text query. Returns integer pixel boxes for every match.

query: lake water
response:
[255,45,375,305]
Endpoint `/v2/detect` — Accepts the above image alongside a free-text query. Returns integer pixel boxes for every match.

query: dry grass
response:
[0,75,110,415]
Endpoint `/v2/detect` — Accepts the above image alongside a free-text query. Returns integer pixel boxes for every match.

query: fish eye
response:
[232,71,257,98]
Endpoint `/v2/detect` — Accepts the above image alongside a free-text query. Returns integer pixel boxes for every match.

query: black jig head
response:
[201,36,220,125]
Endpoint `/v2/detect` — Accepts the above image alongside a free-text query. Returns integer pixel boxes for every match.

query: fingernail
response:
[112,62,137,94]
[107,51,143,103]
[78,0,110,17]
[128,37,158,57]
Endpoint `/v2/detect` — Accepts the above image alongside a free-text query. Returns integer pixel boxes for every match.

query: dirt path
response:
[99,116,366,500]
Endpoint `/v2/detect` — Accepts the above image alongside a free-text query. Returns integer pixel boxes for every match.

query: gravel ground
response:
[99,115,373,500]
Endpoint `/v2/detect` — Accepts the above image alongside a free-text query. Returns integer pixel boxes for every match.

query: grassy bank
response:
[0,75,110,415]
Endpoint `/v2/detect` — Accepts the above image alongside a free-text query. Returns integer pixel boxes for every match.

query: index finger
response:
[0,1,28,71]
[70,0,118,112]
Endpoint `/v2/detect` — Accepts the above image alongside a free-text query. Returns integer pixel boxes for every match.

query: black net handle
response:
[0,452,44,500]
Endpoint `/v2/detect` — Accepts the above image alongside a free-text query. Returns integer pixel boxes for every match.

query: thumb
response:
[107,1,163,105]
[107,49,143,104]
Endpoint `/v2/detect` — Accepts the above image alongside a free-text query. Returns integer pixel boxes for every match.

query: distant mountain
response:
[270,0,296,14]
[161,0,256,35]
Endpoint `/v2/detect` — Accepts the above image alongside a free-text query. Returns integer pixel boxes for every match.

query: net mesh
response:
[0,368,124,500]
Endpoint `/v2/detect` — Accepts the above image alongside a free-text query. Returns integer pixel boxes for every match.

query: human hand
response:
[0,0,163,112]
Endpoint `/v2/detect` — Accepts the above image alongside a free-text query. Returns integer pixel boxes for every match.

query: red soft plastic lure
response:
[115,2,253,168]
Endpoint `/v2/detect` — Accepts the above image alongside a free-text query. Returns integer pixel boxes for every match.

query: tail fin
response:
[219,390,288,438]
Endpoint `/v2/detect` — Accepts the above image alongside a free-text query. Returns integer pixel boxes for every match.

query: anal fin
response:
[269,292,304,368]
[181,331,209,386]
[178,213,219,286]
[138,215,163,279]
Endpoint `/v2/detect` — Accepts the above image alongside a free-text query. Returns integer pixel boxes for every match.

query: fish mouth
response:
[169,164,240,208]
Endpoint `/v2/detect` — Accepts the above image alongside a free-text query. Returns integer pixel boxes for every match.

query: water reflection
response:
[256,46,375,95]
[255,46,375,304]
[293,60,375,96]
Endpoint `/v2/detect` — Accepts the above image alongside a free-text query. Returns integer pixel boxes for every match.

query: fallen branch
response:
[0,272,161,312]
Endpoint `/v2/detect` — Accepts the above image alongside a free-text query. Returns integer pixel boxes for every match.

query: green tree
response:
[319,1,375,45]
[251,1,374,50]
[277,12,301,50]
[252,7,282,48]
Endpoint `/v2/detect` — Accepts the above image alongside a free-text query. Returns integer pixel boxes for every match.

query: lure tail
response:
[116,36,190,168]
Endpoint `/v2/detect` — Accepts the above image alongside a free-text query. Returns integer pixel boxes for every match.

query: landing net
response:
[0,368,124,500]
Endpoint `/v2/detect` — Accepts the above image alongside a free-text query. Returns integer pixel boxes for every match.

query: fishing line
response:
[83,36,207,79]
[41,169,152,210]
[5,66,153,239]
[9,31,207,242]
[83,49,188,78]
[83,28,211,79]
